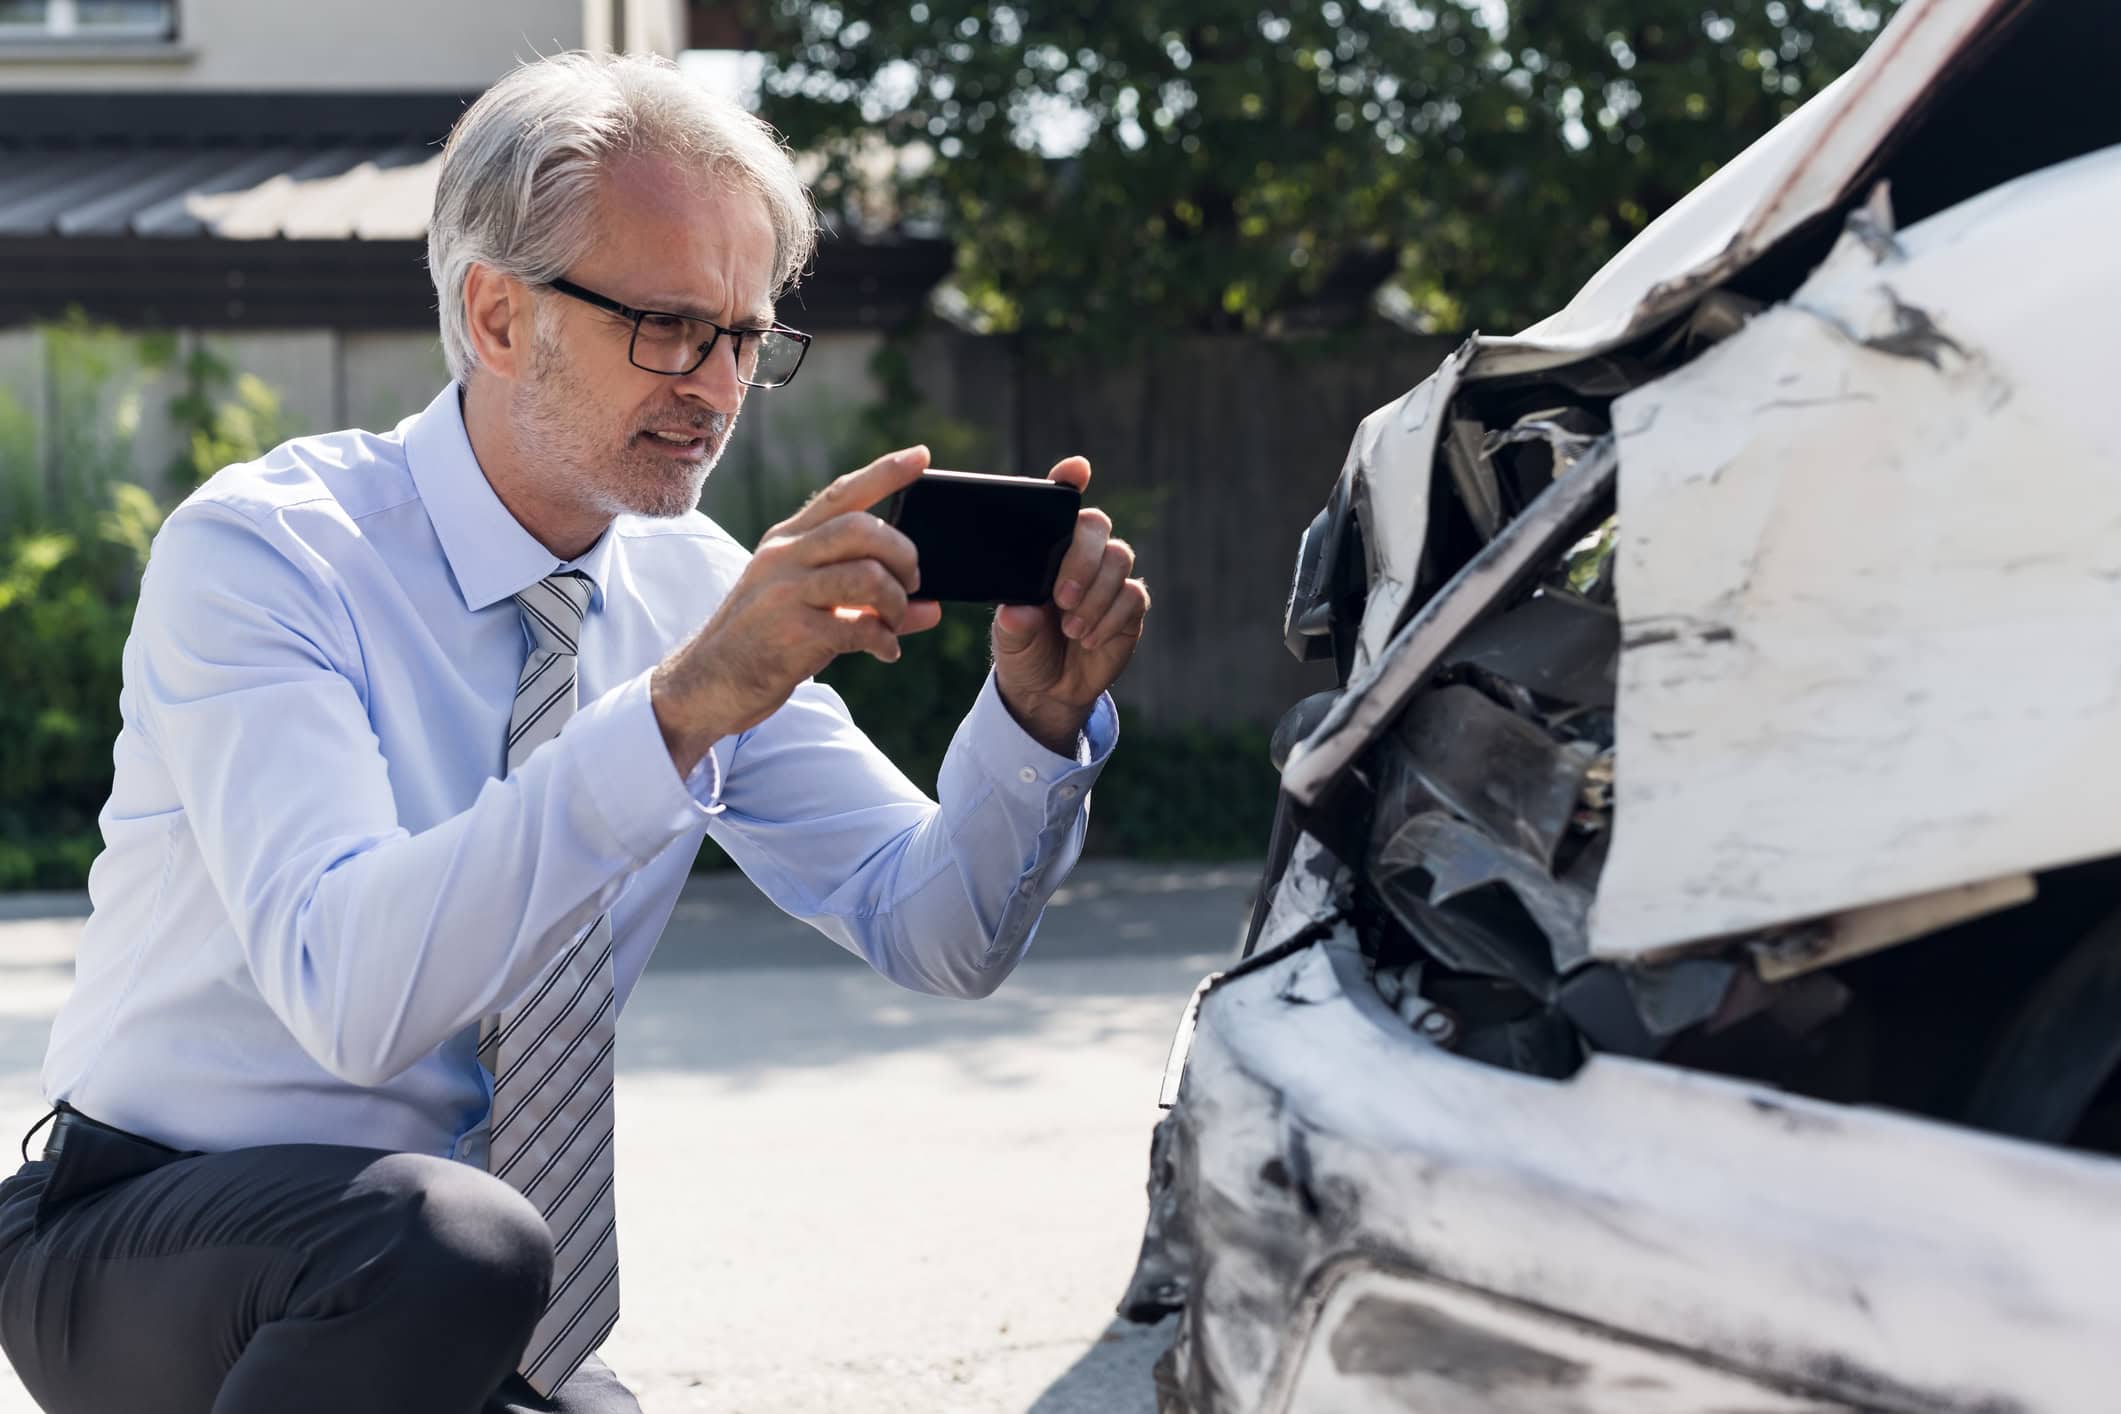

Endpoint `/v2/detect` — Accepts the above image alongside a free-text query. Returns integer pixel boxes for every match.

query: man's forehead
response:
[641,290,776,325]
[588,159,778,321]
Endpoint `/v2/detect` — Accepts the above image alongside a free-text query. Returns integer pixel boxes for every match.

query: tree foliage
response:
[753,0,1900,336]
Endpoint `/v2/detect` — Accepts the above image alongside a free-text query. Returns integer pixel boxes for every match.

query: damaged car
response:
[1121,0,2121,1409]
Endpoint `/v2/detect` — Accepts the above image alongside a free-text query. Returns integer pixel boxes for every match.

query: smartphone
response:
[882,470,1082,604]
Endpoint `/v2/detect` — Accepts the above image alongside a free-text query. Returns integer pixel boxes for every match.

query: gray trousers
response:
[0,1124,642,1414]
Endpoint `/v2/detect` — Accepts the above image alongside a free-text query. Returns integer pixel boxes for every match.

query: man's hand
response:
[992,455,1150,756]
[650,446,943,776]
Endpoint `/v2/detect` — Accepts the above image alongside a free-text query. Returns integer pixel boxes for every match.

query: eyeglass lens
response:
[630,314,803,385]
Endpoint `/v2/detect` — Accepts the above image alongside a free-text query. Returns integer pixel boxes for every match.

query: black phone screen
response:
[884,470,1082,604]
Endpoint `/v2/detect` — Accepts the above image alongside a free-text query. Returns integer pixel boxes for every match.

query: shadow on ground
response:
[1026,1317,1175,1414]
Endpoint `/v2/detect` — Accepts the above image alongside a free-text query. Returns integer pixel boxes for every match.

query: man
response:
[0,50,1145,1414]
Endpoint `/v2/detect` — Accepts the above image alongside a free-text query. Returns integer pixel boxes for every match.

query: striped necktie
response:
[479,570,620,1396]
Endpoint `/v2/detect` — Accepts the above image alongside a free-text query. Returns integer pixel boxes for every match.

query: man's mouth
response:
[638,429,711,457]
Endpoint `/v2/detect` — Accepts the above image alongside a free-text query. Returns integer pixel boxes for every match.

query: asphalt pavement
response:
[0,860,1256,1413]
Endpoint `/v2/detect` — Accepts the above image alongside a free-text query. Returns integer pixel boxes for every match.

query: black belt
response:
[36,1108,84,1163]
[17,1104,200,1230]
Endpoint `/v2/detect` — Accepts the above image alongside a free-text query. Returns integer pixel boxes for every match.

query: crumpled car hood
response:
[1593,148,2121,952]
[1492,0,2031,373]
[1280,0,2118,959]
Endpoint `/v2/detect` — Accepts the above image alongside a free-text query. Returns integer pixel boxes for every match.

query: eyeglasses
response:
[542,277,812,389]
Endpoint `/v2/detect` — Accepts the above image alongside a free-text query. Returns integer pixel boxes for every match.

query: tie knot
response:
[514,572,591,657]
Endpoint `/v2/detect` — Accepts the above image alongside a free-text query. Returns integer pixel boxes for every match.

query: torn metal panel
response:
[1344,342,1473,675]
[1373,869,1557,999]
[1551,960,1746,1059]
[1374,811,1593,975]
[1282,475,1358,664]
[1638,289,1768,362]
[1592,142,2121,957]
[1443,592,1619,708]
[1253,832,1352,954]
[1392,685,1600,865]
[1751,874,2037,983]
[1133,940,2121,1414]
[1284,437,1618,809]
[1621,958,1739,1037]
[1481,407,1605,510]
[1440,418,1504,541]
[1554,968,1663,1059]
[1377,814,1591,958]
[1159,970,1226,1109]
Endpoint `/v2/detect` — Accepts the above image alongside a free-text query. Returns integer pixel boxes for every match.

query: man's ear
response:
[463,263,536,380]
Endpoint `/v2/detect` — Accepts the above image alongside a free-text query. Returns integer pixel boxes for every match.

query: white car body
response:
[1127,0,2121,1408]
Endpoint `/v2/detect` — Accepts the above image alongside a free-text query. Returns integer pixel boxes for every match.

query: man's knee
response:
[318,1153,553,1337]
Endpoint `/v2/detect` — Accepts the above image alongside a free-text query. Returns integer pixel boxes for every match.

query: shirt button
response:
[1058,784,1079,799]
[1018,766,1038,784]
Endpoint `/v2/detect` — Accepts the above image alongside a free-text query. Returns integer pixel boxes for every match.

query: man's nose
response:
[672,334,745,411]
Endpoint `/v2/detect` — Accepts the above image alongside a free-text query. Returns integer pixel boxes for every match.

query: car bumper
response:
[1128,934,2121,1413]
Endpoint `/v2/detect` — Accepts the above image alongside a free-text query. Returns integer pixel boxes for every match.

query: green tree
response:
[754,0,1898,337]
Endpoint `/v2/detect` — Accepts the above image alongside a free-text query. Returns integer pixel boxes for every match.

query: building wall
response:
[0,0,687,91]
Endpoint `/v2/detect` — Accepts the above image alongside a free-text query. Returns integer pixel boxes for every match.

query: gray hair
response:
[428,50,817,385]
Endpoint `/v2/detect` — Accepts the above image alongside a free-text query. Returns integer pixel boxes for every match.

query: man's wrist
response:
[649,660,732,780]
[996,680,1091,759]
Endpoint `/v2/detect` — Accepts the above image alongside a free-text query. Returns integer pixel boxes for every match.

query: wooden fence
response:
[710,330,1455,729]
[3,322,1453,730]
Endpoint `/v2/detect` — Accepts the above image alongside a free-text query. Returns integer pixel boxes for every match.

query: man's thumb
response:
[992,603,1048,655]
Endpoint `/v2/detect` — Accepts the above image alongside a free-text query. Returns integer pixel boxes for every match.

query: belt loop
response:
[19,1106,60,1165]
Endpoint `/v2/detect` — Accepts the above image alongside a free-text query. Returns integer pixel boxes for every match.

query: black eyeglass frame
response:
[542,277,812,388]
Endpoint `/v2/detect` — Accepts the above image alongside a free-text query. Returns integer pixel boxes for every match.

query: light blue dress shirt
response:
[39,383,1115,1160]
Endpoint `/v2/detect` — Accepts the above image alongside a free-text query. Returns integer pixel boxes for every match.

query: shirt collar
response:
[403,382,618,614]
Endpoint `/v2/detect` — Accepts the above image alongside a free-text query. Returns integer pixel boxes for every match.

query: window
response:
[0,0,176,39]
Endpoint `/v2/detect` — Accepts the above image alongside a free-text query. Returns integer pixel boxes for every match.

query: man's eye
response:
[638,314,687,335]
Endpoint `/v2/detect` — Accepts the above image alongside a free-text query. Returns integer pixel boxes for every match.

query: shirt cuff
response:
[961,670,1116,810]
[568,667,727,862]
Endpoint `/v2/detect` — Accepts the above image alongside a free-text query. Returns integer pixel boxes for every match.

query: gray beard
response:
[514,335,734,521]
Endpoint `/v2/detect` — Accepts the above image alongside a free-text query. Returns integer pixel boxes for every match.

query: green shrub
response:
[1077,720,1277,860]
[0,483,161,890]
[167,343,294,488]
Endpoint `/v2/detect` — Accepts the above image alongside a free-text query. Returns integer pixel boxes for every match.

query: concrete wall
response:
[0,325,447,513]
[0,0,690,91]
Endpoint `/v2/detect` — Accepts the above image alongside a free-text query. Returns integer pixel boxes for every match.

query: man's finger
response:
[1050,508,1111,615]
[824,606,904,664]
[1083,577,1150,653]
[1046,455,1092,494]
[1068,540,1134,644]
[899,600,944,636]
[796,512,921,593]
[802,560,911,630]
[782,445,931,536]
